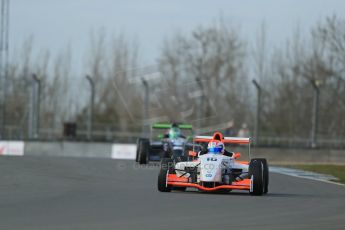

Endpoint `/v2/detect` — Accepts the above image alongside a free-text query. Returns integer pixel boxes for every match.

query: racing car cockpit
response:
[198,132,234,157]
[163,124,186,139]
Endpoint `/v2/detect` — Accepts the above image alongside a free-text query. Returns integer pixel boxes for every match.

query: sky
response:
[9,0,345,76]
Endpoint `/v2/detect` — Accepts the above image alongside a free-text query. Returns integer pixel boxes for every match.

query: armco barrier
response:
[111,144,136,159]
[0,141,25,156]
[4,141,344,164]
[252,147,345,164]
[24,141,113,158]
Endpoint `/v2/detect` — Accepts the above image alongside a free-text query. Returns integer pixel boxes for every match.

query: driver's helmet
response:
[168,127,181,139]
[207,140,224,154]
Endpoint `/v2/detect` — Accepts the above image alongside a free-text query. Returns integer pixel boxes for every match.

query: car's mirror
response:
[234,152,241,159]
[189,151,197,157]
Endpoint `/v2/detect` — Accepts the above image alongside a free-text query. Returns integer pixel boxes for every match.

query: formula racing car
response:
[136,123,200,164]
[157,132,269,195]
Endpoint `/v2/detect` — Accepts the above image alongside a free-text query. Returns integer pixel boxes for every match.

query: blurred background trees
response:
[159,20,248,129]
[259,16,345,142]
[1,16,345,146]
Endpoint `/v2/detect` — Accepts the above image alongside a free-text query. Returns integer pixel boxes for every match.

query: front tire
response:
[249,159,265,196]
[139,139,150,165]
[135,138,144,162]
[158,158,173,192]
[255,158,269,194]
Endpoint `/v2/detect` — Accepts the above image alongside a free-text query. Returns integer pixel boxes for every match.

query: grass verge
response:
[280,164,345,184]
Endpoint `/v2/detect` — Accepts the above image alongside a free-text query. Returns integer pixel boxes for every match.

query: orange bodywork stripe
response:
[235,161,249,165]
[223,139,250,144]
[233,179,251,185]
[193,138,215,143]
[167,174,189,183]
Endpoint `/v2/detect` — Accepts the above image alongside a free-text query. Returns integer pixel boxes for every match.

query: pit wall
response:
[2,141,345,164]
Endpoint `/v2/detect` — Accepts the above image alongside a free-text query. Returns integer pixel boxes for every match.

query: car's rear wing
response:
[193,132,252,159]
[152,123,193,130]
[193,136,250,144]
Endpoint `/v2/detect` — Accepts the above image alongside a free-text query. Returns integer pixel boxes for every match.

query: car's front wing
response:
[167,174,251,191]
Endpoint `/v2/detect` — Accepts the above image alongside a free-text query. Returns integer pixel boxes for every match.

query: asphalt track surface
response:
[0,156,344,230]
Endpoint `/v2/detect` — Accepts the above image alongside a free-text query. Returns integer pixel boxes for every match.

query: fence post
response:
[86,75,95,141]
[32,74,41,139]
[310,79,321,148]
[142,78,149,137]
[195,77,204,134]
[252,79,262,146]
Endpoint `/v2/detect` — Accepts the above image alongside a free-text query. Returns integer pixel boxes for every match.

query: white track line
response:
[270,166,345,187]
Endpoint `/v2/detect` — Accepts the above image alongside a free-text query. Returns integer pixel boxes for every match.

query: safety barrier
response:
[1,141,344,164]
[0,141,25,156]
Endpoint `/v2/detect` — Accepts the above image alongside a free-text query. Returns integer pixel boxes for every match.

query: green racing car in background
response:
[136,123,201,164]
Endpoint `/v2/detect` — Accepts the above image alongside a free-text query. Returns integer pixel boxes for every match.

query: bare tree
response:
[82,31,142,134]
[159,20,248,129]
[260,16,345,141]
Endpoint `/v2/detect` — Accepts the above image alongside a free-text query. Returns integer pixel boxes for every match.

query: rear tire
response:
[139,139,150,165]
[158,158,173,192]
[249,159,264,196]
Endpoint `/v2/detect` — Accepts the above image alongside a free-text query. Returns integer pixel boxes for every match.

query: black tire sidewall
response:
[136,138,143,162]
[158,158,173,192]
[139,139,149,164]
[249,159,264,195]
[254,158,269,193]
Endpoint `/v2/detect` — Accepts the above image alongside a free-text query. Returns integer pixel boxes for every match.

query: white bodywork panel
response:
[175,153,249,183]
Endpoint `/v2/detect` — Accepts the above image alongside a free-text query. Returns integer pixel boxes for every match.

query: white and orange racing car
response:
[157,132,269,195]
